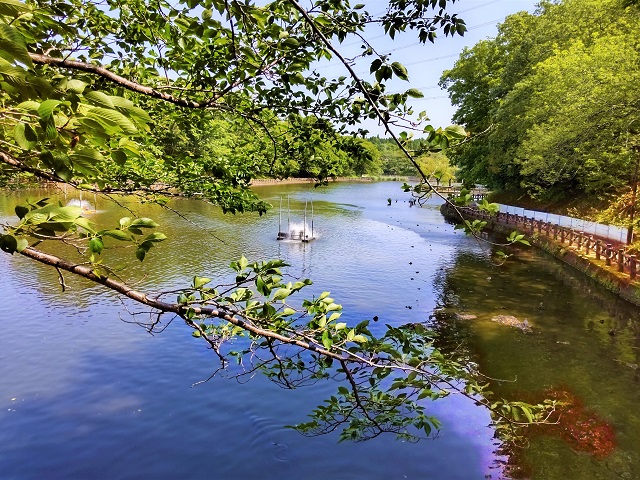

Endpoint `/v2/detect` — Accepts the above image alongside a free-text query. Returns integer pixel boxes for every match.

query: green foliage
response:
[440,0,640,206]
[0,0,465,209]
[368,134,459,179]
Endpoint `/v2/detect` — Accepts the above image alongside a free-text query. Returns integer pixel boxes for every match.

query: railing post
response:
[618,248,625,272]
[578,232,584,250]
[560,228,565,243]
[538,220,542,234]
[596,239,601,260]
[553,225,558,240]
[630,255,637,280]
[606,244,612,266]
[586,236,592,255]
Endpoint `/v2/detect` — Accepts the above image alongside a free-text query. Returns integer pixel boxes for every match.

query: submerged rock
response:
[491,315,532,332]
[457,313,477,321]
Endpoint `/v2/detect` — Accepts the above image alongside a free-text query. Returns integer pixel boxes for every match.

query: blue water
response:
[0,182,500,479]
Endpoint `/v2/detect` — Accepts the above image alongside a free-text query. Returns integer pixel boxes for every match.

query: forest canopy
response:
[440,0,640,211]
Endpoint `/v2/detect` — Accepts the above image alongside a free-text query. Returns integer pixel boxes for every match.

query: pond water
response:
[1,181,639,479]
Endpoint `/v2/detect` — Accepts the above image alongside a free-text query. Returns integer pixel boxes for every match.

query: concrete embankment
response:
[441,203,640,307]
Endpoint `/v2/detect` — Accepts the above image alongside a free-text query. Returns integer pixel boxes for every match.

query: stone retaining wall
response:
[441,204,640,307]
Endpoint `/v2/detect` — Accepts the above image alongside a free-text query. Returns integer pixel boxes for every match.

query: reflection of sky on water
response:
[0,183,519,479]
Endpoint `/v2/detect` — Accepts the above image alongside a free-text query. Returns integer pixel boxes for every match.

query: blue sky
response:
[317,0,540,136]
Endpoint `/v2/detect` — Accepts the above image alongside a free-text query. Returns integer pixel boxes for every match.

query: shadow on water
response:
[430,245,640,479]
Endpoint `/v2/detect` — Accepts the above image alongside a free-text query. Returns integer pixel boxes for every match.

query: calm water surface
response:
[1,182,639,479]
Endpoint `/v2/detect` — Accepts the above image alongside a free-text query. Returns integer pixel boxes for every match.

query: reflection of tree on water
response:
[430,247,640,479]
[113,254,550,446]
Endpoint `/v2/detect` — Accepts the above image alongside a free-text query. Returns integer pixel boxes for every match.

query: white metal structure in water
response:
[277,195,315,242]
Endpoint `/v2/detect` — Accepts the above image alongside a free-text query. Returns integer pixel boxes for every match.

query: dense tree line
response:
[368,136,457,181]
[151,110,385,186]
[440,0,640,219]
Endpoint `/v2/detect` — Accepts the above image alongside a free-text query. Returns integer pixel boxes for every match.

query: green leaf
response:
[129,218,159,228]
[0,56,26,86]
[37,99,61,120]
[84,90,115,109]
[0,0,30,17]
[272,288,292,301]
[13,123,37,150]
[256,276,269,296]
[135,247,146,261]
[49,205,82,222]
[66,79,88,94]
[15,236,28,252]
[238,255,248,271]
[391,62,409,81]
[444,125,467,139]
[87,107,138,134]
[406,88,424,98]
[69,148,105,177]
[89,237,104,255]
[143,232,167,242]
[193,276,211,289]
[0,21,33,68]
[101,229,132,241]
[111,149,127,166]
[74,217,95,232]
[44,117,58,140]
[16,100,40,113]
[14,205,28,219]
[322,330,333,350]
[0,234,18,254]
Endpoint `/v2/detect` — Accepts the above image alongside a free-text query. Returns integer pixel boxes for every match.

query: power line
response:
[457,0,507,14]
[404,52,459,67]
[314,12,508,72]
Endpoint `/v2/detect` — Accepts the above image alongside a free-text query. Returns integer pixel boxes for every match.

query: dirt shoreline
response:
[250,176,415,186]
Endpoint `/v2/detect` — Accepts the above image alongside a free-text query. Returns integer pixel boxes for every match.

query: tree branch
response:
[0,148,70,184]
[18,246,343,360]
[29,53,219,109]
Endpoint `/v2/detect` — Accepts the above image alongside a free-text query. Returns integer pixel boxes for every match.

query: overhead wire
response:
[316,13,509,72]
